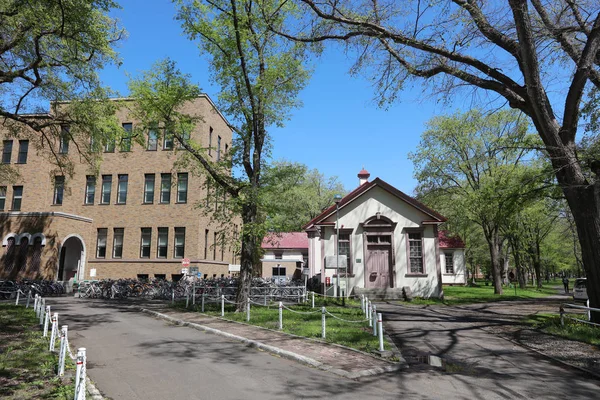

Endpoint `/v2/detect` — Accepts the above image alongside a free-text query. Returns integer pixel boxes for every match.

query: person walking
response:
[562,277,569,294]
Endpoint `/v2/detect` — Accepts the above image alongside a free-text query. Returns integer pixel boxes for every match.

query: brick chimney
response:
[358,168,370,186]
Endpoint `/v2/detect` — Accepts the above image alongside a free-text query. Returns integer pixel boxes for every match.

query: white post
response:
[58,325,68,376]
[186,292,189,308]
[15,290,20,306]
[372,305,378,336]
[361,294,364,313]
[43,306,51,337]
[74,347,87,400]
[192,281,196,305]
[368,301,372,327]
[264,294,267,306]
[201,293,205,312]
[221,295,225,317]
[39,299,45,326]
[26,291,31,308]
[588,299,591,321]
[33,294,39,314]
[365,297,370,317]
[278,301,283,330]
[172,289,175,304]
[50,313,59,352]
[246,301,250,322]
[312,292,315,309]
[321,307,326,339]
[377,313,384,352]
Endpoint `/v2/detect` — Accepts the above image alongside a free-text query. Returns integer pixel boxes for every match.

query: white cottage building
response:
[304,169,465,299]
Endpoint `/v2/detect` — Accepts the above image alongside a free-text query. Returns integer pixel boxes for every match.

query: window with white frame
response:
[174,227,185,258]
[53,176,65,205]
[338,232,352,274]
[101,175,112,204]
[17,140,28,163]
[157,227,168,258]
[147,127,158,151]
[11,186,22,210]
[2,140,12,164]
[140,228,151,258]
[445,253,454,274]
[120,123,132,152]
[85,176,96,204]
[177,173,188,203]
[113,228,124,258]
[408,232,424,274]
[163,131,174,150]
[160,173,171,203]
[96,228,107,258]
[144,174,155,203]
[0,186,6,210]
[117,174,128,204]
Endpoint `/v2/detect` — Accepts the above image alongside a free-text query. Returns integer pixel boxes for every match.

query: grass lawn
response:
[407,279,565,306]
[179,297,391,354]
[0,304,75,399]
[525,313,600,346]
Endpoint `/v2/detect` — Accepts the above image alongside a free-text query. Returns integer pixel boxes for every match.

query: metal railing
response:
[559,302,600,327]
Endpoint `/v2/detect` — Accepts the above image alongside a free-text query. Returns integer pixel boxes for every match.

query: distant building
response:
[1,96,239,281]
[261,232,308,283]
[303,168,466,298]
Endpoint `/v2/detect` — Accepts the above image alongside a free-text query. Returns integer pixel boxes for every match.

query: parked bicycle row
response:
[77,277,307,301]
[0,280,66,299]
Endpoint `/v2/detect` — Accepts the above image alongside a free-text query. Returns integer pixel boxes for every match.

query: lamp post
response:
[334,194,342,298]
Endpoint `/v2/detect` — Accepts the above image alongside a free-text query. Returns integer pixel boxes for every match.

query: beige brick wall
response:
[1,96,240,281]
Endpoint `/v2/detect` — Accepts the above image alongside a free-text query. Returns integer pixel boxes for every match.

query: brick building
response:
[0,96,239,281]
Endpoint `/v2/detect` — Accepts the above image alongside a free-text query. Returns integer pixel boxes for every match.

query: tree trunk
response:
[236,202,260,312]
[485,227,503,295]
[512,240,526,289]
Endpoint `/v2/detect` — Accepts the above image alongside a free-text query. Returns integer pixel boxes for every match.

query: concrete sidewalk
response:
[141,306,404,379]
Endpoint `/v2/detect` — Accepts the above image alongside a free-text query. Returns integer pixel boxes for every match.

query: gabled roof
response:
[438,230,466,249]
[262,232,308,250]
[302,178,447,230]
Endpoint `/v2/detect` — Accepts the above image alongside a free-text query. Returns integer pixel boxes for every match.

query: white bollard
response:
[49,313,59,351]
[361,294,365,313]
[279,301,283,330]
[368,301,372,327]
[33,294,39,314]
[221,295,225,317]
[264,294,267,306]
[39,299,46,326]
[15,290,20,306]
[74,348,87,400]
[172,289,175,304]
[312,292,315,309]
[43,306,51,337]
[372,305,378,336]
[322,307,326,339]
[377,313,384,352]
[201,293,205,312]
[365,297,370,316]
[58,325,68,376]
[192,282,196,305]
[186,292,189,308]
[26,291,31,308]
[246,301,250,322]
[588,299,591,321]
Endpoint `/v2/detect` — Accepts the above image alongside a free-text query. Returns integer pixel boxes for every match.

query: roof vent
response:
[358,168,370,186]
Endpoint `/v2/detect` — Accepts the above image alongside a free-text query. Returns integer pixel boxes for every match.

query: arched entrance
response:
[58,235,85,281]
[361,214,396,289]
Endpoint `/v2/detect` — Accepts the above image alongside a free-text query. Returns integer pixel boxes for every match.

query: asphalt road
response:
[49,298,600,400]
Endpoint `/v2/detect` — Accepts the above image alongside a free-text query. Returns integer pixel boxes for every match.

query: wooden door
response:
[366,246,391,288]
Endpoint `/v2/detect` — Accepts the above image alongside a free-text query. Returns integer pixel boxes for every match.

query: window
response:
[154,274,166,280]
[157,228,168,258]
[408,233,424,274]
[113,228,124,258]
[17,140,28,163]
[147,128,158,151]
[204,229,209,259]
[177,130,190,149]
[445,253,454,274]
[101,175,112,204]
[140,228,151,258]
[2,140,12,164]
[117,174,128,204]
[96,228,107,258]
[137,274,149,281]
[0,186,6,210]
[208,127,213,156]
[53,176,65,205]
[217,136,221,161]
[120,123,132,152]
[59,126,69,154]
[213,232,217,260]
[104,138,115,153]
[274,251,283,260]
[160,173,171,203]
[177,173,188,203]
[85,176,96,204]
[11,186,22,210]
[163,131,174,150]
[225,143,229,155]
[338,232,353,274]
[174,227,185,258]
[272,266,286,276]
[144,174,155,203]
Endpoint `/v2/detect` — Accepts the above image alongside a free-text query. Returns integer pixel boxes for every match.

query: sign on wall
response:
[325,255,347,269]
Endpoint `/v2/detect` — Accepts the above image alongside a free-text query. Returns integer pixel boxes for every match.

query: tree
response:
[139,1,311,311]
[262,161,346,232]
[279,0,600,320]
[410,109,543,294]
[0,0,125,175]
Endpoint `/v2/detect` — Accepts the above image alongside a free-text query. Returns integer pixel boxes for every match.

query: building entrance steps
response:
[141,307,405,379]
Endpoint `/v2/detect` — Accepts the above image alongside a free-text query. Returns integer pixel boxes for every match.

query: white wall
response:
[441,249,466,285]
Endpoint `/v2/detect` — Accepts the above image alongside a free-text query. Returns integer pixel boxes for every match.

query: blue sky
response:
[101,0,454,195]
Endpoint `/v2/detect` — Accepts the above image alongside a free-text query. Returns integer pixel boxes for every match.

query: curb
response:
[142,308,404,379]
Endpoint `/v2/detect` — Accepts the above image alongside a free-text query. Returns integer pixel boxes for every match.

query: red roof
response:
[262,232,308,250]
[303,178,447,230]
[438,230,465,248]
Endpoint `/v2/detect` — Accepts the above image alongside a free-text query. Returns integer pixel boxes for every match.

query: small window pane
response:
[120,123,132,151]
[59,126,69,154]
[0,186,6,210]
[160,174,171,203]
[157,228,168,258]
[147,129,158,151]
[144,174,155,203]
[177,173,188,203]
[53,176,65,205]
[140,228,151,258]
[113,228,124,258]
[12,186,22,210]
[101,175,112,204]
[174,227,185,258]
[2,140,12,164]
[17,140,28,163]
[117,174,128,204]
[163,132,173,150]
[85,176,96,204]
[96,228,107,258]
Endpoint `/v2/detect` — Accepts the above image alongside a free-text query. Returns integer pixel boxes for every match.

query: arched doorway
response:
[361,214,396,289]
[58,236,85,281]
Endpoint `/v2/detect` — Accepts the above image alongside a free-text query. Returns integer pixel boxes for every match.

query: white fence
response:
[560,302,600,327]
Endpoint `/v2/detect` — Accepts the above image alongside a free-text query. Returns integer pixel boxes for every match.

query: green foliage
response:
[526,313,600,346]
[0,0,125,175]
[262,160,346,232]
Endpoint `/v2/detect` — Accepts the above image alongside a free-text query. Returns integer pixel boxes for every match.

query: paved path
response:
[47,297,600,400]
